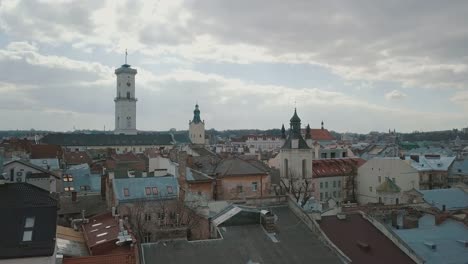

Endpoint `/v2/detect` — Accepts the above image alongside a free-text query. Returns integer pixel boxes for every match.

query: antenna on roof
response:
[125,49,128,64]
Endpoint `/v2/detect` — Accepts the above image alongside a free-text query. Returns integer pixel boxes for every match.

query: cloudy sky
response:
[0,0,467,133]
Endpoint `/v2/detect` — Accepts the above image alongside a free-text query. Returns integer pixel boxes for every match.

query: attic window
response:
[152,187,158,195]
[145,187,151,196]
[167,186,173,194]
[22,216,35,242]
[124,188,130,197]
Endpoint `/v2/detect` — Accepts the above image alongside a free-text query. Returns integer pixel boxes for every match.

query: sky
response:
[0,0,467,133]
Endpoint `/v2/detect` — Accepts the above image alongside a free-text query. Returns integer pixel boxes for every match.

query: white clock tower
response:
[114,53,137,135]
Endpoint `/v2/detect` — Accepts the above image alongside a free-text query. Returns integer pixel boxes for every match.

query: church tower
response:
[189,104,205,145]
[279,108,313,191]
[114,54,137,135]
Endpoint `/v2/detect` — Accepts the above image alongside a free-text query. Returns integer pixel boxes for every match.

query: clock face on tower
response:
[126,82,131,87]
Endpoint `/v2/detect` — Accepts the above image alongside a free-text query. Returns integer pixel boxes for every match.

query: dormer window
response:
[167,186,173,194]
[22,217,35,242]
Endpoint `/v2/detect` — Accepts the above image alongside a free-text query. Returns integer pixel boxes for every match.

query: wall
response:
[188,182,213,200]
[30,158,60,170]
[3,162,55,192]
[148,156,176,175]
[419,171,448,190]
[313,176,345,202]
[357,158,419,205]
[279,148,313,180]
[189,122,205,145]
[216,174,270,200]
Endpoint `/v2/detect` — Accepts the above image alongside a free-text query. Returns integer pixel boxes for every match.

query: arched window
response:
[127,92,131,99]
[302,159,307,178]
[284,159,289,178]
[127,116,131,128]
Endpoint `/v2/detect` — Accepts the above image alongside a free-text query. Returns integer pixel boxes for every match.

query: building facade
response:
[114,62,138,135]
[356,158,419,205]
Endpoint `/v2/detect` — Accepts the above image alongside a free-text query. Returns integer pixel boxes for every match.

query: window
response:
[378,176,381,183]
[10,169,14,181]
[252,182,258,192]
[167,186,173,194]
[124,188,130,197]
[80,186,90,191]
[338,180,341,187]
[145,187,151,196]
[42,160,47,164]
[152,187,158,195]
[333,191,336,197]
[369,186,373,192]
[325,182,328,188]
[320,182,323,189]
[25,217,35,228]
[342,152,347,157]
[321,153,327,159]
[23,230,33,242]
[158,212,165,220]
[333,181,336,188]
[145,213,151,222]
[64,187,74,191]
[22,217,35,242]
[237,185,243,193]
[320,192,323,201]
[302,159,307,178]
[325,192,328,198]
[143,233,151,243]
[331,152,336,158]
[127,91,130,99]
[63,175,73,182]
[127,116,131,128]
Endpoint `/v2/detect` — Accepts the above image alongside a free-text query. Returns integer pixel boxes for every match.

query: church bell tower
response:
[189,104,205,145]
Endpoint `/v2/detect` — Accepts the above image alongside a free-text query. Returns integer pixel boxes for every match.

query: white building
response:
[189,104,205,145]
[279,109,313,188]
[114,60,137,135]
[3,160,60,193]
[356,158,419,205]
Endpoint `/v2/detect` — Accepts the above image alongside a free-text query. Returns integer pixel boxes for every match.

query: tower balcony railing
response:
[114,96,138,102]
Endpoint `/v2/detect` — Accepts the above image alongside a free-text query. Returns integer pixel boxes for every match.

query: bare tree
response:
[280,169,313,208]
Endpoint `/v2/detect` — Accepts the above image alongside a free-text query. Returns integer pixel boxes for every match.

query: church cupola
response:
[281,124,286,139]
[289,108,302,138]
[192,104,202,124]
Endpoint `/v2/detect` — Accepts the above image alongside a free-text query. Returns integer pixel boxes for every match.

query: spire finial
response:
[125,49,128,64]
[321,120,324,130]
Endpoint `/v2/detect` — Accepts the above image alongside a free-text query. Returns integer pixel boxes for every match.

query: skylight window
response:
[24,217,35,228]
[97,232,108,237]
[22,230,33,241]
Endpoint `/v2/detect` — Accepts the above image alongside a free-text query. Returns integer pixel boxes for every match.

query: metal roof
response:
[113,175,178,202]
[420,188,468,211]
[393,214,468,264]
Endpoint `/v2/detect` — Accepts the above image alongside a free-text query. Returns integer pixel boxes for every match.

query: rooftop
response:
[419,188,468,211]
[64,151,92,165]
[406,155,456,172]
[41,133,174,146]
[142,206,341,264]
[30,144,63,159]
[215,157,269,176]
[393,214,468,264]
[312,158,366,178]
[0,183,58,260]
[113,175,179,202]
[319,213,415,264]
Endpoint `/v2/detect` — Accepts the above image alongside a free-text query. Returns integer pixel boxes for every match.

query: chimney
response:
[410,155,419,163]
[187,155,193,167]
[435,213,449,226]
[442,204,446,212]
[402,214,419,229]
[391,211,398,228]
[177,151,187,201]
[71,191,77,202]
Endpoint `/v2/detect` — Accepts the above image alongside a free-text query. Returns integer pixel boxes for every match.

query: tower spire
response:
[125,49,128,65]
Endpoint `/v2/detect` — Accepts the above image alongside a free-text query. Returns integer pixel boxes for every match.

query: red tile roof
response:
[310,129,335,141]
[313,158,366,178]
[64,151,92,165]
[82,212,123,251]
[319,214,414,264]
[63,253,136,264]
[30,144,63,159]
